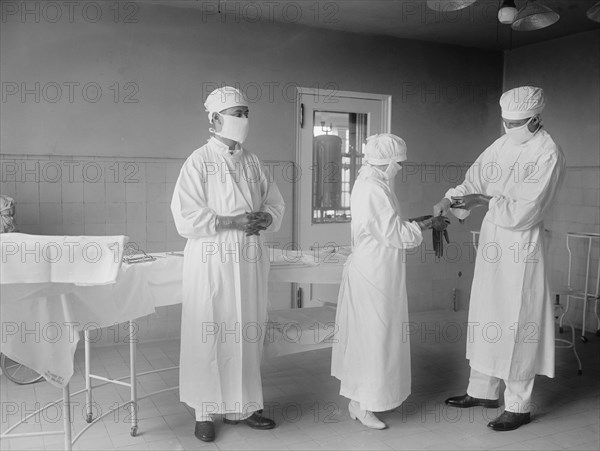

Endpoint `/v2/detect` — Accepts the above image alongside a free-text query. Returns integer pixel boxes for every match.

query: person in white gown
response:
[435,86,565,431]
[171,86,285,442]
[332,133,447,429]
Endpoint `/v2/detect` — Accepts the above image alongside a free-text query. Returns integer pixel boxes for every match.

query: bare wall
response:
[1,2,503,163]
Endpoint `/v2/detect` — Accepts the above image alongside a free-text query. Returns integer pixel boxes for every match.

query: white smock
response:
[331,165,423,412]
[171,137,285,416]
[446,129,565,380]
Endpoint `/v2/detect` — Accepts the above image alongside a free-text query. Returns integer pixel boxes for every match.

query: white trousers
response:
[467,368,534,414]
[195,411,253,422]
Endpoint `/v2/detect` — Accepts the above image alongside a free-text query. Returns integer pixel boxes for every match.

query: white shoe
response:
[348,400,386,429]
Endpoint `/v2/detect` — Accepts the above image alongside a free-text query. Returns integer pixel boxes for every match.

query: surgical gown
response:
[446,129,565,380]
[171,137,285,416]
[331,165,423,412]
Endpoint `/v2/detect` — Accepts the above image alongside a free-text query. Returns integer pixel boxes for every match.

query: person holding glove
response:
[433,86,565,432]
[331,133,450,430]
[171,86,285,442]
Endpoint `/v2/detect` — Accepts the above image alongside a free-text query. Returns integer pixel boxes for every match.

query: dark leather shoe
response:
[223,412,276,430]
[445,394,500,408]
[194,421,215,442]
[488,411,531,431]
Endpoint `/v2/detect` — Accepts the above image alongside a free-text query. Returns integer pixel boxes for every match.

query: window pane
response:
[312,111,367,224]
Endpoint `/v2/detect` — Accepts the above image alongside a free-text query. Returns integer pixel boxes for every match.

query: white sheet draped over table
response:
[0,235,157,388]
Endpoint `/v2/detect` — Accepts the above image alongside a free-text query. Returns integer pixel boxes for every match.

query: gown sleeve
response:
[444,143,496,220]
[359,180,423,250]
[257,159,285,233]
[486,149,565,231]
[170,155,219,239]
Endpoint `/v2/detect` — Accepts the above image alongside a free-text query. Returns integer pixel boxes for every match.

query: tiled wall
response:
[0,153,293,251]
[0,153,295,346]
[397,164,600,332]
[1,155,598,345]
[545,166,600,333]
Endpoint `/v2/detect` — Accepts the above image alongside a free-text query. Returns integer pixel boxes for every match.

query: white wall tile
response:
[147,202,167,223]
[146,163,166,183]
[166,163,182,182]
[126,182,147,202]
[84,182,106,203]
[84,203,108,224]
[62,203,84,224]
[106,223,127,235]
[85,223,107,235]
[107,203,127,224]
[127,202,147,223]
[40,202,63,225]
[0,181,17,197]
[15,203,40,225]
[39,181,62,202]
[146,183,168,203]
[62,182,84,202]
[15,181,39,203]
[147,222,166,242]
[62,224,85,235]
[106,183,125,203]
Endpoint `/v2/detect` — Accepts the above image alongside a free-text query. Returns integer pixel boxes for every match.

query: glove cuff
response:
[216,215,234,231]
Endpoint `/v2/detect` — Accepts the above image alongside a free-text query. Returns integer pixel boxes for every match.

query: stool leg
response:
[84,330,93,423]
[129,320,138,437]
[559,295,570,331]
[63,385,72,451]
[595,298,600,337]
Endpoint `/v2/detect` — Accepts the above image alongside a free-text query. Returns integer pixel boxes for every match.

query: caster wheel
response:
[86,414,93,423]
[130,426,138,437]
[580,336,588,343]
[578,370,582,375]
[559,327,564,334]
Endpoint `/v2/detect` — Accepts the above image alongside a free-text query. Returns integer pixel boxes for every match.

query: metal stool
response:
[557,232,600,343]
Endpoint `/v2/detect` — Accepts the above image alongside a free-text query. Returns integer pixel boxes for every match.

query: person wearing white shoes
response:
[331,133,450,429]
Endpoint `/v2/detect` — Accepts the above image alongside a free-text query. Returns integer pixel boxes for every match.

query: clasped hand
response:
[227,211,272,236]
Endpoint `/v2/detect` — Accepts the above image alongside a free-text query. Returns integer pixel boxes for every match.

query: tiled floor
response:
[2,310,599,450]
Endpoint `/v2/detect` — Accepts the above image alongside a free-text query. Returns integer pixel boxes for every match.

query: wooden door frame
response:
[293,87,392,246]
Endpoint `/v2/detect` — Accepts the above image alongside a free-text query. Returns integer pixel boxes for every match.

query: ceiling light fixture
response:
[512,0,560,31]
[498,0,518,24]
[426,1,478,12]
[586,2,600,23]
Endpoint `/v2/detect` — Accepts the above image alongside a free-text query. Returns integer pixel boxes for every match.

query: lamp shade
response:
[512,1,560,31]
[587,2,600,23]
[426,1,477,11]
[498,0,518,24]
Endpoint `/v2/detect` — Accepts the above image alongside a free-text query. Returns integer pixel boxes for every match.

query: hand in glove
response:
[451,194,491,210]
[244,211,273,236]
[433,198,451,217]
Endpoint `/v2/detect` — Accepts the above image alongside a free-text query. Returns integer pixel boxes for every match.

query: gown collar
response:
[209,136,243,158]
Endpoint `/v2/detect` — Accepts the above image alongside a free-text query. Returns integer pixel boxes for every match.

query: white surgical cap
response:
[500,86,546,120]
[204,86,249,122]
[363,133,407,165]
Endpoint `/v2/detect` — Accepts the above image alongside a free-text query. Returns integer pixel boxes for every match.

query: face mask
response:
[215,114,249,143]
[503,116,538,145]
[383,160,401,180]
